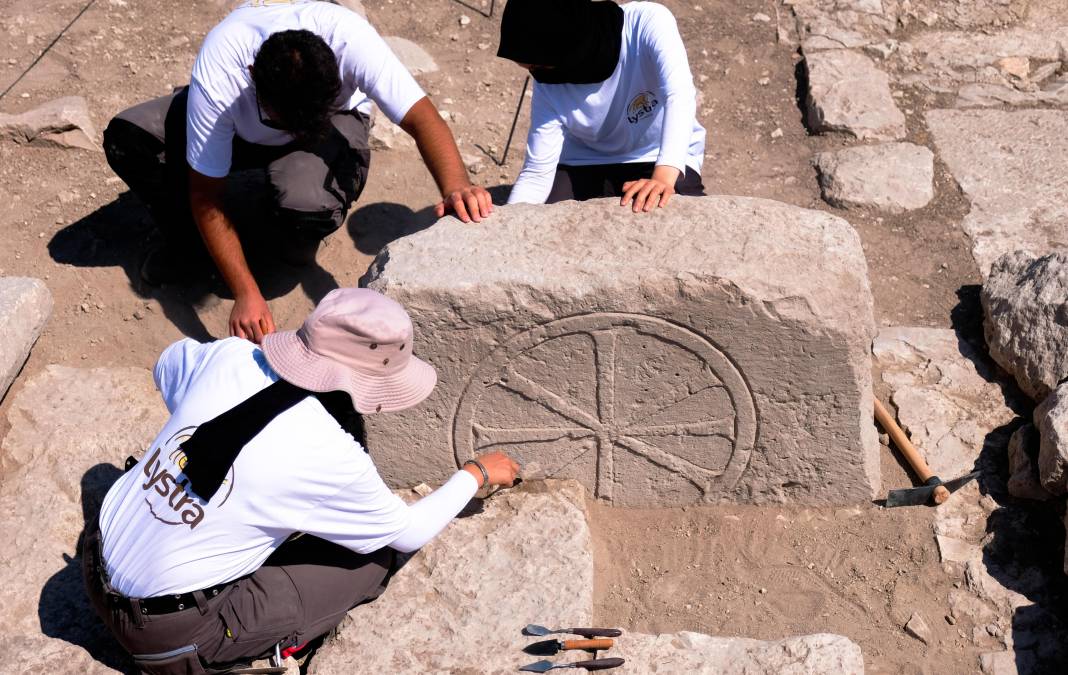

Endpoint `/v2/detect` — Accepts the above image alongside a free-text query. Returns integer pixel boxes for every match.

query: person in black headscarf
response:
[499,0,707,211]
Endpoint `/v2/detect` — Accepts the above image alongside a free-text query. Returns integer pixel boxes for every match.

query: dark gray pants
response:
[103,87,371,264]
[82,524,394,675]
[545,162,705,204]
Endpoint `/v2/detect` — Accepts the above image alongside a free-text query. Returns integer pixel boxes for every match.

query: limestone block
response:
[1007,423,1053,501]
[0,277,52,402]
[363,197,879,506]
[383,36,439,76]
[1036,383,1068,494]
[0,366,168,673]
[0,96,98,151]
[814,142,934,212]
[982,251,1068,401]
[926,110,1068,275]
[308,480,592,674]
[804,49,906,141]
[609,631,865,674]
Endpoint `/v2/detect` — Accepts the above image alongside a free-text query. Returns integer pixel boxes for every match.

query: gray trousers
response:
[103,87,371,264]
[82,522,394,675]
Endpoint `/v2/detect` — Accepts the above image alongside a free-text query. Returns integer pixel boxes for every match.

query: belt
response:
[110,581,233,616]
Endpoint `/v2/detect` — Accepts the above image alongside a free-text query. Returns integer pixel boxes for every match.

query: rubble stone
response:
[0,277,52,403]
[308,480,592,674]
[1007,423,1053,501]
[363,197,879,505]
[383,36,439,75]
[1036,383,1068,495]
[804,49,906,140]
[981,251,1068,401]
[0,96,98,151]
[927,110,1068,274]
[813,142,934,212]
[0,366,167,673]
[905,612,932,644]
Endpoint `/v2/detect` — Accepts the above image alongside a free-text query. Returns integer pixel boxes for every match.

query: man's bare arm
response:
[188,169,275,342]
[398,96,493,223]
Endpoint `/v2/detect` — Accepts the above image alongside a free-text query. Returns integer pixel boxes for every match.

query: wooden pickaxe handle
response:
[874,398,950,504]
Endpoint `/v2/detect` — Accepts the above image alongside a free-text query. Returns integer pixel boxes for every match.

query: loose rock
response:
[813,143,934,212]
[981,251,1068,400]
[1036,383,1068,495]
[0,96,99,151]
[0,277,52,403]
[905,612,932,644]
[383,36,439,76]
[804,49,906,140]
[1006,423,1053,501]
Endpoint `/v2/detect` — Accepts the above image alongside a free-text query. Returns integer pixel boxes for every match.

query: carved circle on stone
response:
[452,313,757,503]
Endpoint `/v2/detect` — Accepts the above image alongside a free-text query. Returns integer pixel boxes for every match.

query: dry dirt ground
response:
[0,0,1045,673]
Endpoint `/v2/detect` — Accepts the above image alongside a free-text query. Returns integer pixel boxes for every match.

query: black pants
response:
[83,523,394,675]
[545,162,706,203]
[103,87,371,262]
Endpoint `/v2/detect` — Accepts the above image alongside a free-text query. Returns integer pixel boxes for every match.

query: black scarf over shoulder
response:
[497,0,625,85]
[180,380,367,501]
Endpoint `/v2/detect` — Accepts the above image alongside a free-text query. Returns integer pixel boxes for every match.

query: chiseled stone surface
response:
[982,251,1068,401]
[0,96,98,151]
[0,366,168,674]
[609,631,865,674]
[0,277,52,403]
[814,142,934,212]
[927,110,1068,275]
[308,480,592,675]
[1036,383,1068,495]
[363,197,879,506]
[804,49,906,140]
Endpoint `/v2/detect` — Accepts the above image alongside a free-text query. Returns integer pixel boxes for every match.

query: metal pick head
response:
[885,471,980,507]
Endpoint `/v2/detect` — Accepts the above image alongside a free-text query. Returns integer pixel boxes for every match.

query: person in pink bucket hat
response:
[83,288,519,675]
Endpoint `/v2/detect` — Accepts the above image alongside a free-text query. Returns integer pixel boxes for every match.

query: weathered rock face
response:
[363,197,879,506]
[607,631,865,674]
[0,366,168,674]
[927,110,1068,275]
[0,96,98,151]
[813,142,934,212]
[0,277,52,402]
[308,480,593,675]
[982,251,1068,401]
[1036,383,1068,495]
[1007,423,1053,501]
[804,50,906,140]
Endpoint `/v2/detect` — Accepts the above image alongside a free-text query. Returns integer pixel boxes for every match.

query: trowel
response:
[524,639,614,656]
[519,657,625,672]
[523,624,622,638]
[875,399,980,507]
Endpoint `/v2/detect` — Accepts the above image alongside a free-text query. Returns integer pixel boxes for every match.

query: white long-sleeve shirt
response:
[99,337,476,597]
[508,2,706,204]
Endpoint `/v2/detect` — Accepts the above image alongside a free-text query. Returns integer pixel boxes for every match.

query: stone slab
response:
[0,366,168,673]
[0,96,98,151]
[813,142,934,212]
[982,251,1068,401]
[1007,423,1053,501]
[1036,383,1068,495]
[926,110,1068,275]
[308,480,592,674]
[606,631,865,674]
[804,49,906,140]
[383,36,438,76]
[0,277,52,403]
[362,197,879,505]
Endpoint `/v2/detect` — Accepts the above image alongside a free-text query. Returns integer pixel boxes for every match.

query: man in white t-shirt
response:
[82,288,519,674]
[104,1,492,343]
[498,0,706,211]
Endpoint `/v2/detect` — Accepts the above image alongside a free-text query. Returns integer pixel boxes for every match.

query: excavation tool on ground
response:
[519,657,626,672]
[524,639,615,656]
[523,625,623,638]
[875,398,980,507]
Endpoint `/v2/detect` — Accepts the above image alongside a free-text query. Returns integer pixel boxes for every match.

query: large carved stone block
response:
[363,197,879,505]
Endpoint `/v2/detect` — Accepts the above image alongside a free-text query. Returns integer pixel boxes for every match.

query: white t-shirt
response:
[186,0,426,178]
[99,337,477,598]
[507,2,706,204]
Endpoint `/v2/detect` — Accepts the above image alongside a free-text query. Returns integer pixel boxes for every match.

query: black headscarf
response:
[497,0,625,85]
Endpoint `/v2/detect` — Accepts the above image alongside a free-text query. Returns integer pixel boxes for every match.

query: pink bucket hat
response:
[261,288,437,414]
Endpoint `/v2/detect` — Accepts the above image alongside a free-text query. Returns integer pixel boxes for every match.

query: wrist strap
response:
[463,459,490,487]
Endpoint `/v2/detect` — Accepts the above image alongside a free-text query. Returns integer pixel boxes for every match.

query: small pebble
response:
[459,14,471,26]
[753,12,772,22]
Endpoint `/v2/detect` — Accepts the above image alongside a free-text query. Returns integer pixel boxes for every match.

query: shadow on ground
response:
[39,462,133,673]
[47,180,341,341]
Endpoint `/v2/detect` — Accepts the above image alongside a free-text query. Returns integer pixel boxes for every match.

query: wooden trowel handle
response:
[562,639,614,651]
[874,399,950,504]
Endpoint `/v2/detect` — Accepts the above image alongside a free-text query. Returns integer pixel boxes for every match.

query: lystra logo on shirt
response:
[626,91,660,124]
[141,426,236,530]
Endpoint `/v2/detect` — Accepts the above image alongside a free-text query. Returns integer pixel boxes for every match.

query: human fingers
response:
[474,187,494,216]
[634,181,659,213]
[230,319,246,340]
[659,185,675,208]
[450,193,471,223]
[249,317,265,344]
[620,179,646,207]
[434,200,446,218]
[463,191,482,223]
